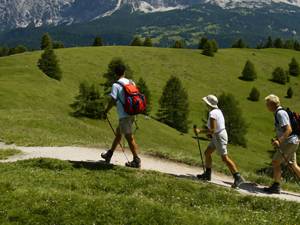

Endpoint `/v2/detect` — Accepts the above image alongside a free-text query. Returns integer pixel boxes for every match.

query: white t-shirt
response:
[110,78,135,119]
[207,109,226,134]
[275,107,299,144]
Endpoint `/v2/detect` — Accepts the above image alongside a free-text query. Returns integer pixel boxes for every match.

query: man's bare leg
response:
[125,134,138,158]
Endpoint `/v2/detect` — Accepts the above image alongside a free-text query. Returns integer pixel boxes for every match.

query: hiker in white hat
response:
[194,95,244,188]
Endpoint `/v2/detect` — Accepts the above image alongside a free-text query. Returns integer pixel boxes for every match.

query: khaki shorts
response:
[208,130,228,156]
[273,142,299,164]
[118,116,135,135]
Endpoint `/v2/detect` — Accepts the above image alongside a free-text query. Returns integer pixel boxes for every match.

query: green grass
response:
[0,158,299,225]
[0,149,22,160]
[0,46,300,191]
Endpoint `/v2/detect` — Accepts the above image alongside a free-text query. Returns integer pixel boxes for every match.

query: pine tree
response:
[38,47,62,81]
[41,33,53,50]
[218,93,248,147]
[71,82,106,119]
[211,39,218,53]
[284,40,294,49]
[173,40,185,48]
[287,87,294,99]
[137,78,151,115]
[198,37,208,49]
[103,58,133,94]
[0,46,9,57]
[232,38,246,48]
[272,67,288,85]
[202,41,214,57]
[240,60,257,81]
[93,36,103,46]
[256,42,264,49]
[264,36,273,48]
[289,57,300,76]
[274,38,283,48]
[143,37,153,47]
[131,36,142,46]
[294,40,300,51]
[156,76,189,133]
[248,87,260,101]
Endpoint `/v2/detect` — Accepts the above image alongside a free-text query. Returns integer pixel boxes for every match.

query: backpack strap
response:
[116,81,124,88]
[274,108,285,125]
[114,81,125,106]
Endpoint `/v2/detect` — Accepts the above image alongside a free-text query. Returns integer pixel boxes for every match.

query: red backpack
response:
[116,81,147,115]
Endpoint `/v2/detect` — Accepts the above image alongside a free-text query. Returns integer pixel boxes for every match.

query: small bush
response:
[240,60,257,81]
[248,87,260,101]
[143,37,153,47]
[202,41,214,57]
[130,36,142,46]
[172,40,185,49]
[93,36,103,46]
[289,57,300,77]
[271,67,289,85]
[287,87,293,98]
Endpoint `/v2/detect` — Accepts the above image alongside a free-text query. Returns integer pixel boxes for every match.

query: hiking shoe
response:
[263,183,281,194]
[231,173,245,189]
[101,150,114,163]
[197,169,212,181]
[125,157,141,168]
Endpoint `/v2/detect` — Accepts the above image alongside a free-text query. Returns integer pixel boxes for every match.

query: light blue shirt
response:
[110,78,132,119]
[275,107,299,144]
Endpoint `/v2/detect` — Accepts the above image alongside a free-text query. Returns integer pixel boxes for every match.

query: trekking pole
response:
[276,146,300,184]
[194,125,206,172]
[106,116,130,163]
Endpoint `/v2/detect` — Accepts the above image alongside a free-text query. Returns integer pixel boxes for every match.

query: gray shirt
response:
[275,107,299,144]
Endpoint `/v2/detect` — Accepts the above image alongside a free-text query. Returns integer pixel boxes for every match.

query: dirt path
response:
[0,143,299,203]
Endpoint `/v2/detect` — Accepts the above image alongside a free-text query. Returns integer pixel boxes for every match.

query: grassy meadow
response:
[0,46,300,191]
[0,158,298,225]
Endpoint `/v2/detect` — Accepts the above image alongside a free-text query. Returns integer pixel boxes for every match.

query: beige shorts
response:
[118,116,135,135]
[273,142,299,164]
[208,130,228,156]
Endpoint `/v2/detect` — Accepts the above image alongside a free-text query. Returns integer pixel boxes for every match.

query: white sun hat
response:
[202,95,219,108]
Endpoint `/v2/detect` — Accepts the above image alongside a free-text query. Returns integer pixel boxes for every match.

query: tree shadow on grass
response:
[69,160,114,171]
[238,76,254,81]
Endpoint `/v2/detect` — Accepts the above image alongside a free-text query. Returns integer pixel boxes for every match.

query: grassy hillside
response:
[0,158,299,224]
[0,46,300,190]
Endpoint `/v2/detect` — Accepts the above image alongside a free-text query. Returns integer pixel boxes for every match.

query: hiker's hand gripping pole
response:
[194,125,206,172]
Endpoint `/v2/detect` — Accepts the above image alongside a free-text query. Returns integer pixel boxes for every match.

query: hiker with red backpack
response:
[264,94,300,194]
[101,63,146,168]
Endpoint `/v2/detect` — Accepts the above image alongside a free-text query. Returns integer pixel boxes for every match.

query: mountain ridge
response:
[1,0,300,31]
